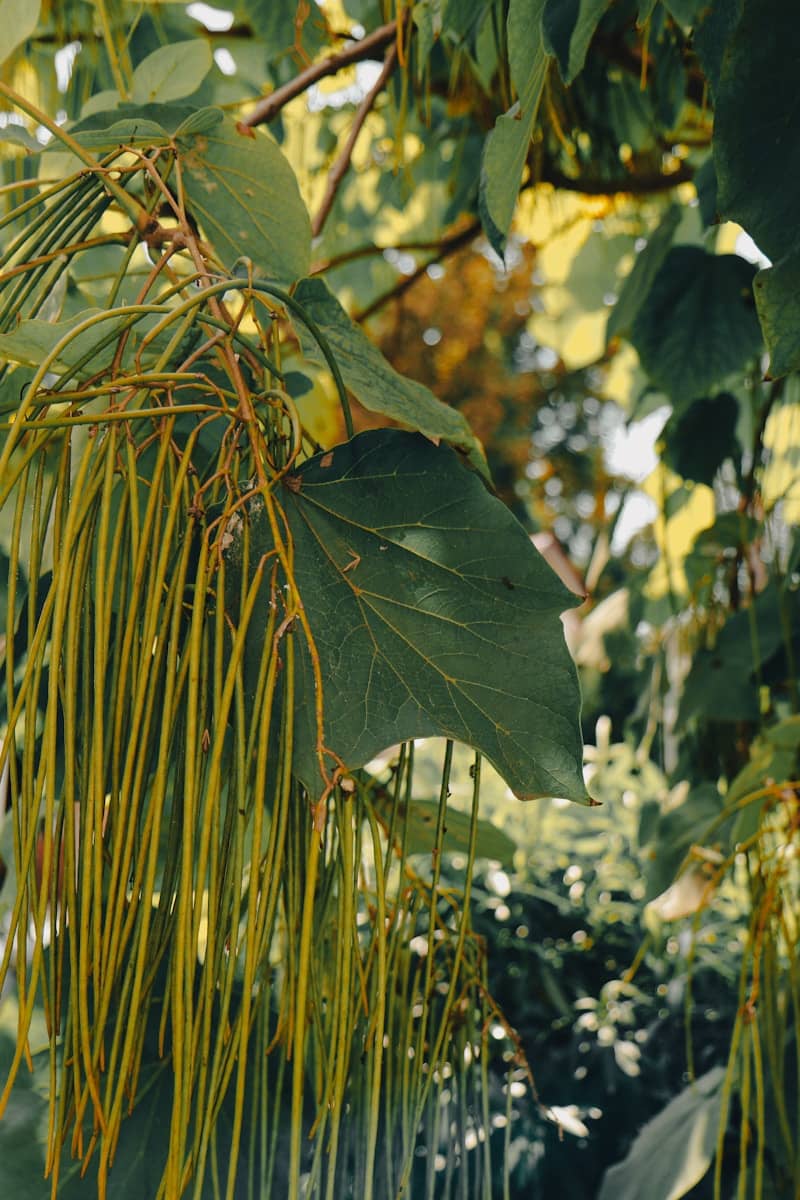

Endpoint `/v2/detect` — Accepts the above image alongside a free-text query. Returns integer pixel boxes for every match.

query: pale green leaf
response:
[79,89,121,119]
[479,0,549,258]
[598,1068,725,1200]
[0,0,40,67]
[131,39,213,105]
[176,114,311,284]
[292,276,488,475]
[228,429,588,803]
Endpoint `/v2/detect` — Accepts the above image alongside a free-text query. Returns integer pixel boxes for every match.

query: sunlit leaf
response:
[0,0,40,67]
[131,39,213,104]
[176,114,311,284]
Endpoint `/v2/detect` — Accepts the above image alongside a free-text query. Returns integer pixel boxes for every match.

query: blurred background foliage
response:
[1,0,799,1196]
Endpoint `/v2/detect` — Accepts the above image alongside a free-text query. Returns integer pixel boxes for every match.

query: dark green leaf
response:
[693,157,717,228]
[629,248,762,402]
[176,114,310,284]
[714,0,793,263]
[713,0,799,375]
[753,252,800,379]
[661,0,706,24]
[229,430,588,803]
[661,392,739,484]
[542,0,609,84]
[479,0,549,258]
[598,1068,725,1200]
[131,39,213,104]
[292,276,488,474]
[693,0,741,98]
[606,204,681,343]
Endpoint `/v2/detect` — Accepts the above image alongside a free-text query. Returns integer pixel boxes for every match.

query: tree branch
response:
[540,161,694,195]
[243,20,398,127]
[352,155,693,323]
[311,45,398,239]
[354,219,481,324]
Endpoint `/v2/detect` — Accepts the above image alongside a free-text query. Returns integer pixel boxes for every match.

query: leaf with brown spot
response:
[175,112,311,285]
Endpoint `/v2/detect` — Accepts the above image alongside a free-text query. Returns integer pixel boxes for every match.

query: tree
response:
[0,1,798,1198]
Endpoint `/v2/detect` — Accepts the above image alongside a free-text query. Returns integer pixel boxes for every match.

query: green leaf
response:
[694,157,717,228]
[628,248,762,402]
[0,311,133,379]
[598,1068,725,1200]
[606,204,681,343]
[0,124,41,153]
[374,795,517,864]
[679,583,789,725]
[292,276,488,475]
[542,0,610,84]
[753,252,800,379]
[0,0,40,67]
[66,104,193,151]
[229,430,588,803]
[642,782,723,900]
[479,0,549,258]
[714,0,790,264]
[661,392,739,484]
[131,39,213,104]
[176,114,311,285]
[713,0,799,375]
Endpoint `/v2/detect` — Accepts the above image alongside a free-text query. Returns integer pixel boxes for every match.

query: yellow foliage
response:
[642,464,715,599]
[762,400,800,522]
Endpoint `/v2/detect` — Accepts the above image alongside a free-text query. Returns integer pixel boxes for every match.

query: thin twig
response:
[354,219,481,324]
[311,44,398,239]
[243,20,398,127]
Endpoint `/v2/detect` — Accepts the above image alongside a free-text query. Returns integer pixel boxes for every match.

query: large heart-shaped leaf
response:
[227,430,588,803]
[176,114,311,285]
[628,247,763,403]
